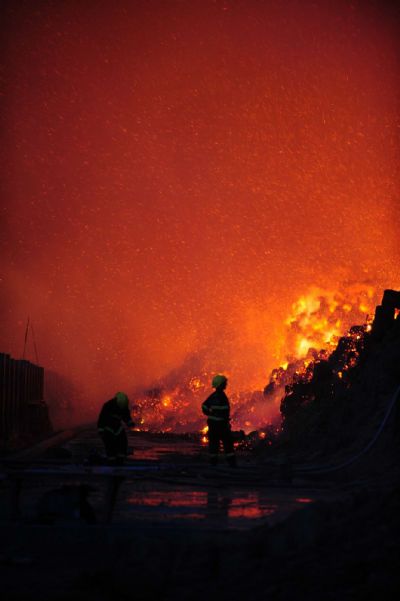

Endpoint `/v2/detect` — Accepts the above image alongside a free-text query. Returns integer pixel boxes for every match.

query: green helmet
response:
[211,374,228,389]
[115,392,129,408]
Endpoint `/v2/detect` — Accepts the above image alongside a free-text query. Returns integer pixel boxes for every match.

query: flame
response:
[281,284,376,362]
[262,284,378,433]
[162,395,171,407]
[189,377,203,391]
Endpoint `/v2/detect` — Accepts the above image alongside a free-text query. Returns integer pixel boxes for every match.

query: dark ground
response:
[0,426,398,601]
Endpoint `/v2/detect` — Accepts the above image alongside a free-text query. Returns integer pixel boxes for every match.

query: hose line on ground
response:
[295,383,400,474]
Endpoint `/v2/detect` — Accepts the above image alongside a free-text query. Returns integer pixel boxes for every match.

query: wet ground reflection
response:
[117,486,313,529]
[37,431,319,530]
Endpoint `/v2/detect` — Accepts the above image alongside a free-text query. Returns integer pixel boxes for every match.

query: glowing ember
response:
[200,425,209,444]
[162,396,171,408]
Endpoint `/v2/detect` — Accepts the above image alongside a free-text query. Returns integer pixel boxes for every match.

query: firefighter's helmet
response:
[211,374,228,389]
[115,392,129,408]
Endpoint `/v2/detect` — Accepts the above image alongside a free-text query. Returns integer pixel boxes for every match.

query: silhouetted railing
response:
[0,353,49,443]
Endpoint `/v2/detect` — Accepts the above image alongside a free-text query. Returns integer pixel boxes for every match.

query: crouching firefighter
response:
[97,392,135,463]
[202,375,236,467]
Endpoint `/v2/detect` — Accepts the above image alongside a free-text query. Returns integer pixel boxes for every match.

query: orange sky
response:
[1,0,399,418]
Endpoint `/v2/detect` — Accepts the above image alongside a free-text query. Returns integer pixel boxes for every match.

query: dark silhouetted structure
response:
[0,353,51,447]
[371,289,400,340]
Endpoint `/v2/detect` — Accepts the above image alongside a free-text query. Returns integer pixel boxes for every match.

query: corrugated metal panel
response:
[0,353,48,442]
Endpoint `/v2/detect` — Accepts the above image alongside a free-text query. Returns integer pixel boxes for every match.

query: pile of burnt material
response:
[278,289,400,468]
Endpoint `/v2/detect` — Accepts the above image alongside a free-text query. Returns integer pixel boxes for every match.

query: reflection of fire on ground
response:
[131,284,378,435]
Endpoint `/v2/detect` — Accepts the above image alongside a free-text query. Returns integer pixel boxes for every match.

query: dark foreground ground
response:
[0,428,399,601]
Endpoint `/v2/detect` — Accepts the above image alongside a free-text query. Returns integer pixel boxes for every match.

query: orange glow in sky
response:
[1,1,399,424]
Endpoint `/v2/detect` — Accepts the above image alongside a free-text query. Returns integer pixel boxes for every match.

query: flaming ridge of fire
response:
[282,285,375,361]
[130,285,378,435]
[266,322,371,402]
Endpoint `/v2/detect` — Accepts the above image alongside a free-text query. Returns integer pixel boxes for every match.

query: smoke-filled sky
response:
[1,0,399,414]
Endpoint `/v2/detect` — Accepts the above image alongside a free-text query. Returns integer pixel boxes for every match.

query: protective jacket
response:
[201,388,235,466]
[97,398,134,436]
[202,389,230,422]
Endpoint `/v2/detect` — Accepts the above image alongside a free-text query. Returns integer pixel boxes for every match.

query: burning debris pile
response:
[229,284,379,439]
[263,284,376,405]
[233,284,379,435]
[130,351,278,434]
[277,289,400,464]
[129,284,379,437]
[130,354,212,433]
[279,322,370,433]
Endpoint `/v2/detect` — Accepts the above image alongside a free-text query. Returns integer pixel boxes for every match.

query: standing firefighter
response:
[202,375,236,467]
[97,392,135,463]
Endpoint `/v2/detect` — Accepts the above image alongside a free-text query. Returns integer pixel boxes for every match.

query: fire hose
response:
[295,383,400,475]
